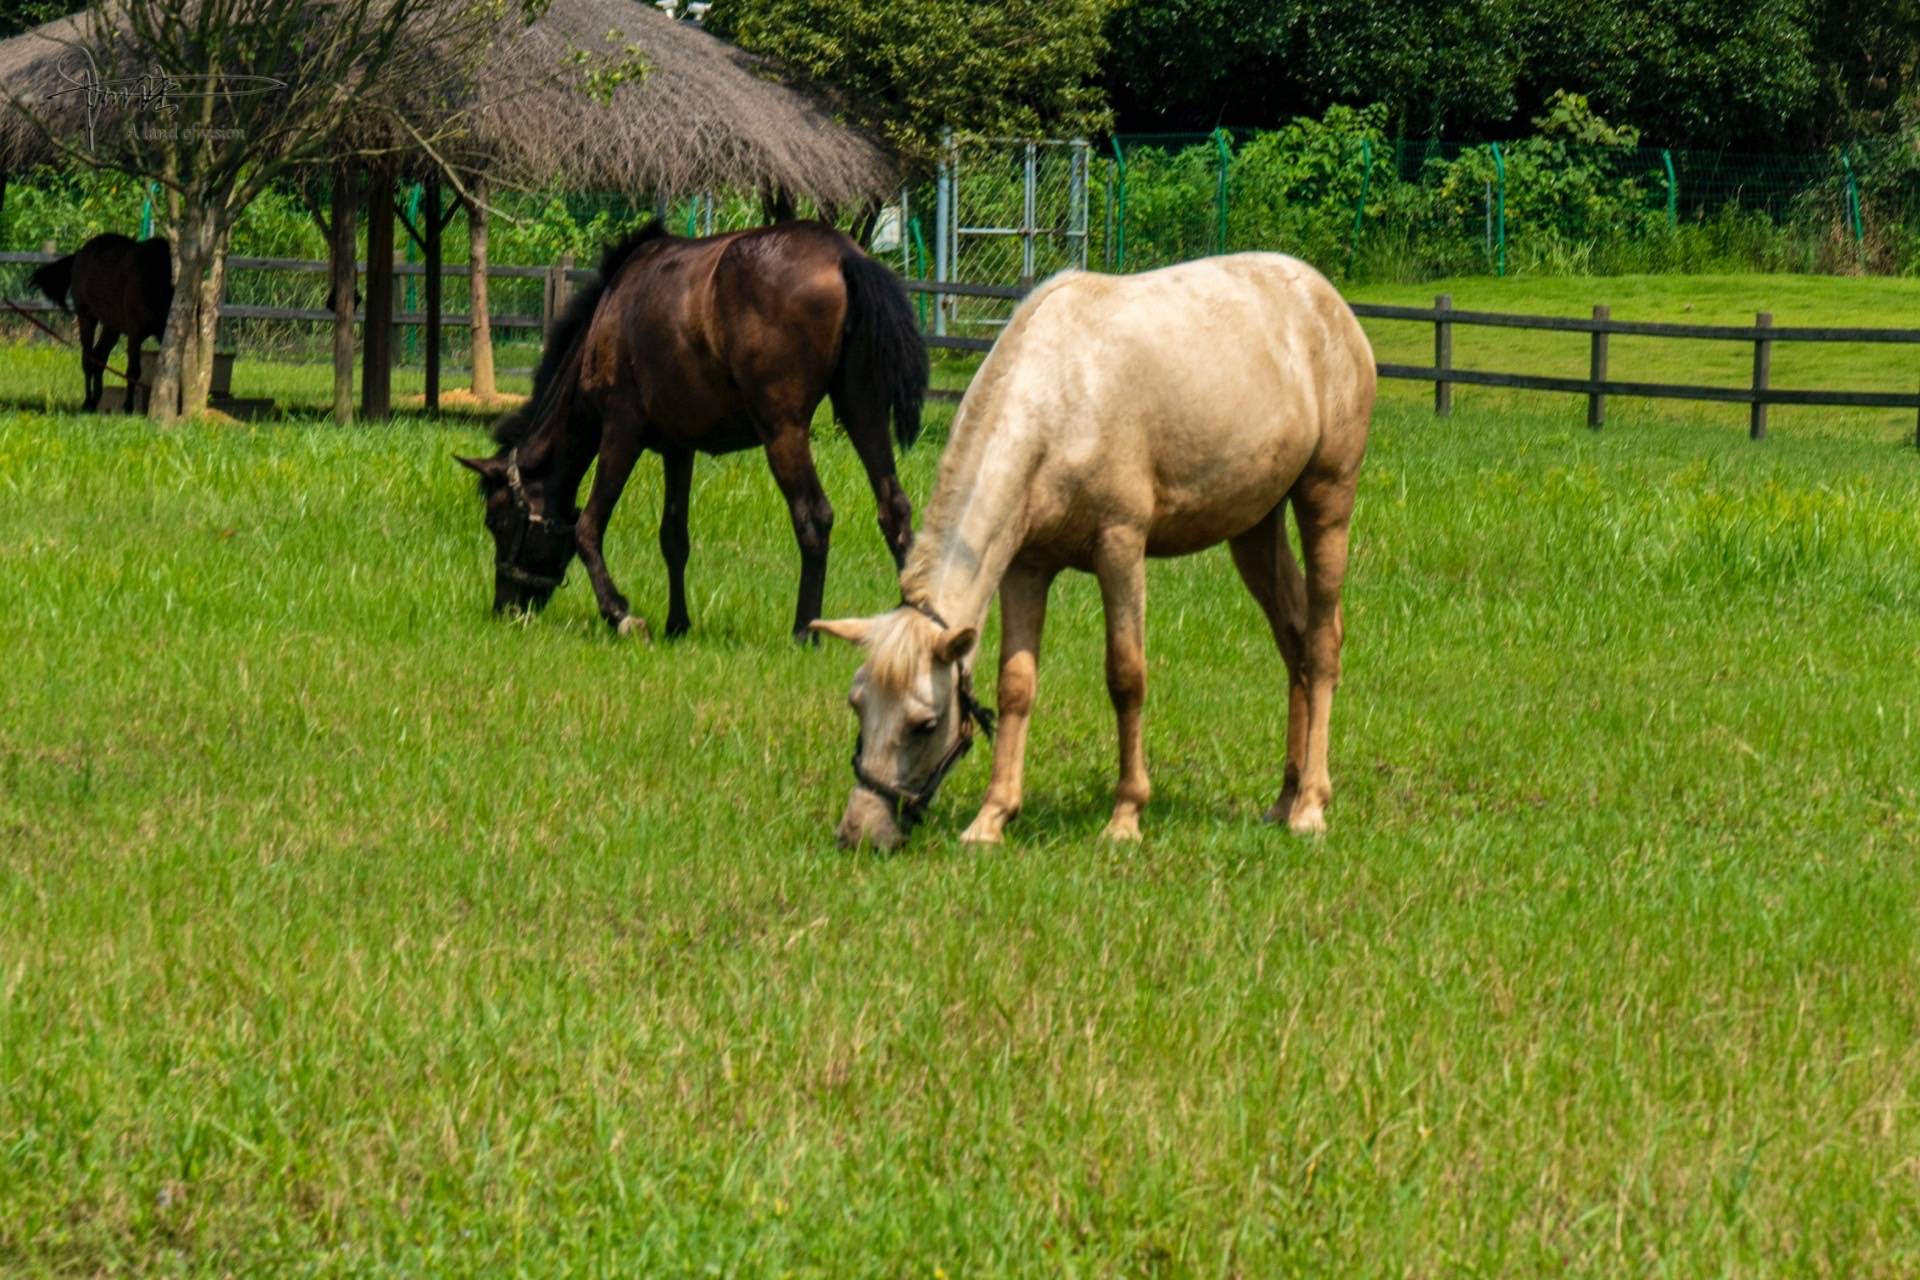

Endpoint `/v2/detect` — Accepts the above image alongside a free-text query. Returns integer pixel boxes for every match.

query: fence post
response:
[1069,139,1089,270]
[1587,305,1609,429]
[933,130,952,337]
[1661,150,1677,230]
[1212,128,1232,255]
[1434,293,1453,418]
[542,253,573,342]
[1840,149,1865,269]
[1489,143,1506,277]
[1109,137,1128,271]
[1749,311,1772,440]
[1021,140,1037,289]
[1346,136,1373,278]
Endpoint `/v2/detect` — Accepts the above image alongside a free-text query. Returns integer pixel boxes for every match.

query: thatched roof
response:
[0,1,897,206]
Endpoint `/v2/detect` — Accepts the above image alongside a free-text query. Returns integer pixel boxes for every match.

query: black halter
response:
[498,448,575,592]
[848,599,998,826]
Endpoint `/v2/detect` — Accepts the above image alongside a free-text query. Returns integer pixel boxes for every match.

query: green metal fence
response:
[1103,133,1918,280]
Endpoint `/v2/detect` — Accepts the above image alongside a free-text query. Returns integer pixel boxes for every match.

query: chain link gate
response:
[929,134,1090,341]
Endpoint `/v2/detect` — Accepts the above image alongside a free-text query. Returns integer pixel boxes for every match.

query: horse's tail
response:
[30,254,76,312]
[837,250,929,450]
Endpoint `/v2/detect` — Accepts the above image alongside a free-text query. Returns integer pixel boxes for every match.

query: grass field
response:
[3,273,1920,1275]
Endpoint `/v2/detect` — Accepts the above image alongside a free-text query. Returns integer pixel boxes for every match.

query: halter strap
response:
[498,446,576,592]
[848,618,997,826]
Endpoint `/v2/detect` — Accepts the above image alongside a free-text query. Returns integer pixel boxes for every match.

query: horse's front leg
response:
[961,562,1053,845]
[575,424,647,639]
[658,447,694,637]
[763,426,834,642]
[1093,528,1150,841]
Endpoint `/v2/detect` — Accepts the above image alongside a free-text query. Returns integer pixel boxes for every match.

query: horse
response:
[812,253,1376,850]
[30,233,174,413]
[457,220,928,642]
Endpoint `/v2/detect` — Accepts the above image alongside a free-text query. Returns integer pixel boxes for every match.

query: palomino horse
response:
[459,220,927,641]
[814,254,1375,849]
[31,233,174,413]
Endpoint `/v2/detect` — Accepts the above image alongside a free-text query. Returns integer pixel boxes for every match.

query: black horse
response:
[31,233,174,413]
[458,220,928,642]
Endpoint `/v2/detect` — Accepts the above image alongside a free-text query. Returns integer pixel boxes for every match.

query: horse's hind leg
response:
[762,425,834,642]
[121,337,142,415]
[830,387,913,567]
[1229,504,1311,825]
[76,315,102,411]
[575,411,648,638]
[1093,527,1150,841]
[658,446,694,637]
[1286,472,1357,835]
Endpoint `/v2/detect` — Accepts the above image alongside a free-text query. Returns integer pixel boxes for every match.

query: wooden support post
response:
[362,164,395,421]
[467,180,495,400]
[329,162,359,426]
[423,173,444,414]
[1587,304,1610,429]
[1434,293,1453,418]
[542,253,574,341]
[1749,311,1772,441]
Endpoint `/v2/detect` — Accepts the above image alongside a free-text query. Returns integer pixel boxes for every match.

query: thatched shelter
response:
[0,1,900,417]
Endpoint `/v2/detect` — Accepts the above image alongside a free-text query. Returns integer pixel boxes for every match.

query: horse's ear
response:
[934,626,977,665]
[809,617,872,646]
[453,453,504,479]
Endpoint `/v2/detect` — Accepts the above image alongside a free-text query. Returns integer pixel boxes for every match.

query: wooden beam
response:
[423,173,444,414]
[329,162,359,426]
[467,178,495,400]
[362,163,395,421]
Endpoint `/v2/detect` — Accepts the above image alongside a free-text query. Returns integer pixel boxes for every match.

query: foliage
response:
[702,0,1113,172]
[1102,0,1903,151]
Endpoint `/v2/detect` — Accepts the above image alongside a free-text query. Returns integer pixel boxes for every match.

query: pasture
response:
[3,275,1919,1274]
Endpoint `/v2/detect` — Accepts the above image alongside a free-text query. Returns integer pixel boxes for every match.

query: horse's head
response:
[813,606,989,850]
[455,449,578,615]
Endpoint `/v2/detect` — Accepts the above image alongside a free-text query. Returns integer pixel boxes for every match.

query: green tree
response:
[703,0,1113,172]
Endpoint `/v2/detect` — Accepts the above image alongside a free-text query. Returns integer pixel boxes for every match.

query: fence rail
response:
[1359,295,1920,442]
[0,250,595,334]
[9,248,1918,442]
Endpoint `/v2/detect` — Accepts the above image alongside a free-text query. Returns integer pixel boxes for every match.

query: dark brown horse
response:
[31,233,174,413]
[458,220,928,642]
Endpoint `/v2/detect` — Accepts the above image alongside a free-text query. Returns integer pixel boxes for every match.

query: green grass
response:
[3,283,1920,1274]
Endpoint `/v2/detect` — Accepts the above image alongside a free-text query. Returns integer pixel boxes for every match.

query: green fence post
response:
[1346,136,1374,278]
[1109,136,1128,270]
[1661,149,1677,230]
[1840,148,1865,267]
[139,180,156,239]
[909,216,930,328]
[1212,128,1232,255]
[1489,142,1506,277]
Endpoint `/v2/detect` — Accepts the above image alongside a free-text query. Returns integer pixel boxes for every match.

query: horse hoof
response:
[616,614,651,642]
[1287,805,1326,836]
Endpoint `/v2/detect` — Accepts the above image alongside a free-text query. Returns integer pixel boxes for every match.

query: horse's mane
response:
[490,220,673,450]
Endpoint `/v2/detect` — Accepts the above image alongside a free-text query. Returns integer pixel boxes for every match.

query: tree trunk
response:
[151,203,219,424]
[467,180,494,400]
[330,162,359,425]
[182,235,228,416]
[362,163,395,421]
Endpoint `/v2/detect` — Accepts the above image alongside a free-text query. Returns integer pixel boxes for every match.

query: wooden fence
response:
[905,280,1920,443]
[0,249,596,336]
[9,252,1917,443]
